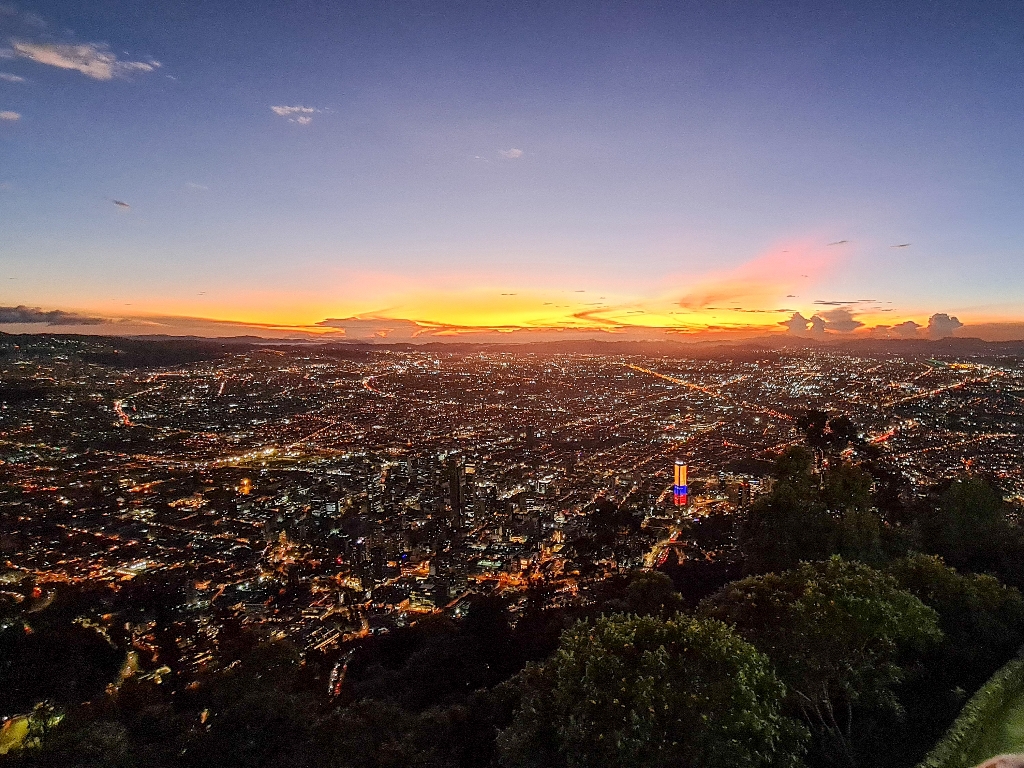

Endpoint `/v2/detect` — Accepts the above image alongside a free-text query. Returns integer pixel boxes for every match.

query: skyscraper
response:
[673,461,688,507]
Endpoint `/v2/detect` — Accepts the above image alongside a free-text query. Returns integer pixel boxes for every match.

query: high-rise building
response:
[444,459,466,530]
[673,461,688,507]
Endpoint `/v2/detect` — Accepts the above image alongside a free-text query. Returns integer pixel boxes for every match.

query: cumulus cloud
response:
[271,105,319,124]
[0,305,110,325]
[9,41,159,80]
[500,148,524,159]
[780,312,812,334]
[928,313,964,339]
[781,308,863,336]
[0,72,25,82]
[890,320,921,339]
[0,110,18,120]
[817,307,864,333]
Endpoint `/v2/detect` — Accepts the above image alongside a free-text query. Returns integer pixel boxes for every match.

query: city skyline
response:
[2,0,1024,341]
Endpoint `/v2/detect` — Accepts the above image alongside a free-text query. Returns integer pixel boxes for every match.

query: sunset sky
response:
[1,0,1023,341]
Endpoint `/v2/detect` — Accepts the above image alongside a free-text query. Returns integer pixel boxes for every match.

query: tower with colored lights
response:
[673,461,688,507]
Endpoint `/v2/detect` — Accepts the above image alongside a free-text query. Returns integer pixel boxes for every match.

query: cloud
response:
[184,182,208,191]
[0,305,110,325]
[817,307,864,333]
[928,313,964,339]
[9,41,159,80]
[500,148,524,159]
[780,312,812,334]
[679,242,840,312]
[890,320,921,339]
[0,109,18,120]
[780,308,863,336]
[0,72,25,82]
[318,316,427,341]
[814,299,876,306]
[271,105,319,124]
[0,5,45,32]
[270,105,314,116]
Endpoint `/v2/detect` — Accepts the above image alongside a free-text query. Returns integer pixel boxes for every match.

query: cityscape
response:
[4,0,1024,765]
[4,334,1024,678]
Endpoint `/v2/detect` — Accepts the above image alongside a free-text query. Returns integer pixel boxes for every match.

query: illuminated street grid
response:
[3,338,1023,672]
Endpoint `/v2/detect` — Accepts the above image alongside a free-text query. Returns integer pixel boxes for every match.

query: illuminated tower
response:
[673,461,688,507]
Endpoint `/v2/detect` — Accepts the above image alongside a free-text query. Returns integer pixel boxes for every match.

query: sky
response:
[1,0,1023,342]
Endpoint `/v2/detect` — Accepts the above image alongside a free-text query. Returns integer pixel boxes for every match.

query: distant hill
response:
[4,330,1024,363]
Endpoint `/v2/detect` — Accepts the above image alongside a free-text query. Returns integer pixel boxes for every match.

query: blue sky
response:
[1,0,1023,340]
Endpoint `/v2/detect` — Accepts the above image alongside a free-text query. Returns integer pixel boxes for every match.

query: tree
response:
[701,557,941,766]
[773,445,816,486]
[742,453,886,574]
[887,554,1024,685]
[0,597,123,719]
[740,482,837,574]
[917,477,1024,586]
[496,614,808,768]
[873,554,1024,762]
[598,570,684,617]
[797,410,831,458]
[796,411,862,469]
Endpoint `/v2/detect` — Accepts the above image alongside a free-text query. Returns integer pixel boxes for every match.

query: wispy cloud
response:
[271,105,319,124]
[677,242,839,312]
[0,72,25,82]
[0,109,19,120]
[813,298,876,306]
[0,305,110,325]
[500,148,524,159]
[9,40,159,80]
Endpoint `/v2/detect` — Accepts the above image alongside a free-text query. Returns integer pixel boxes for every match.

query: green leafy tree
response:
[599,570,684,617]
[873,554,1024,761]
[796,410,831,458]
[741,483,837,574]
[18,720,137,768]
[917,477,1024,586]
[824,462,882,564]
[773,445,816,486]
[496,614,808,768]
[742,451,885,573]
[821,462,872,515]
[741,447,830,575]
[887,554,1024,684]
[701,557,942,766]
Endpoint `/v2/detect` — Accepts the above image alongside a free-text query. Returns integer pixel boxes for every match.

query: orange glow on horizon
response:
[15,239,1018,339]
